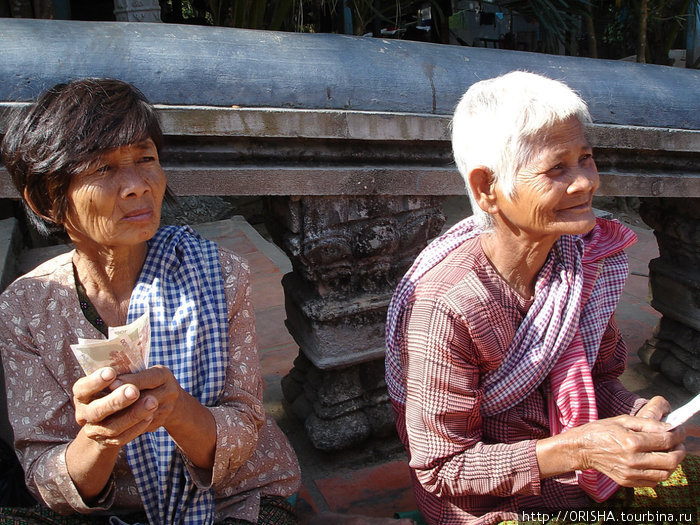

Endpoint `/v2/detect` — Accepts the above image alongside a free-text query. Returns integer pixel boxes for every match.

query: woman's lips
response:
[562,201,592,212]
[122,208,153,221]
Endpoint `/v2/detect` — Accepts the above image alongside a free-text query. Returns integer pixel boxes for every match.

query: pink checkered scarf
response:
[385,216,636,502]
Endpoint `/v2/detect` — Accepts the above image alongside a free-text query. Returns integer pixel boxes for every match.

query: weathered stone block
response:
[305,411,371,451]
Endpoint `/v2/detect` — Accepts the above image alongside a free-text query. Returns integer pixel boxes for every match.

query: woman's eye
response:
[139,156,156,163]
[94,164,110,174]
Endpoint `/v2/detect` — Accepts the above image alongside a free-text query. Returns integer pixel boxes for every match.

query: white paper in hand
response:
[70,308,150,375]
[664,392,700,430]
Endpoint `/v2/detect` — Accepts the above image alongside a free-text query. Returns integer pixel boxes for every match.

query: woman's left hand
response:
[636,396,672,421]
[115,365,217,469]
[115,365,184,432]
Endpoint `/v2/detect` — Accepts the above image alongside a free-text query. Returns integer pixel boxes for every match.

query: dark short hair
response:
[1,78,167,237]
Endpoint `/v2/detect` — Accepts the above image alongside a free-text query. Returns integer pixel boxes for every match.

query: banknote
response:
[664,392,700,430]
[70,309,150,375]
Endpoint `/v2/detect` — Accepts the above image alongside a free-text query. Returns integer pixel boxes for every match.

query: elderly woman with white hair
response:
[385,71,697,524]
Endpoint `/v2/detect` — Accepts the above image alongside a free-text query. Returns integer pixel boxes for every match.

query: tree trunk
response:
[637,0,648,63]
[10,0,33,17]
[585,3,598,58]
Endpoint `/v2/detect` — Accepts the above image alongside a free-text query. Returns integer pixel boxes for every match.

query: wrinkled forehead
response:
[75,133,157,173]
[525,117,590,159]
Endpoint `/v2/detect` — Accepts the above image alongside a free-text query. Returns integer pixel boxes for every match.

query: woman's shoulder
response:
[581,218,637,261]
[415,236,491,303]
[2,250,74,297]
[0,251,76,330]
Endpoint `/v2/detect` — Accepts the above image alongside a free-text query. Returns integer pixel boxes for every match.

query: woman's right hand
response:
[72,366,157,449]
[575,415,686,487]
[537,414,686,487]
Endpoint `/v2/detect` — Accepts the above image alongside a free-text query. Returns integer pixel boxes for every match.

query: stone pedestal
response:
[638,198,700,393]
[113,0,161,22]
[266,195,445,450]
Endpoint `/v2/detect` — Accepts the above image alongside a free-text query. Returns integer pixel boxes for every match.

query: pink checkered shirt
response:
[385,218,646,524]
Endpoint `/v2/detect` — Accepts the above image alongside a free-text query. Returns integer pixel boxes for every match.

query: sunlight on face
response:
[495,117,599,242]
[63,139,166,251]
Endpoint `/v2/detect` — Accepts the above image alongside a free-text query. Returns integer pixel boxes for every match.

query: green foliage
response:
[498,0,592,52]
[158,0,692,65]
[160,0,295,30]
[592,0,690,63]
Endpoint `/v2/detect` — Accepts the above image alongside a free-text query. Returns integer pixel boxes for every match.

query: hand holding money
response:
[71,310,150,375]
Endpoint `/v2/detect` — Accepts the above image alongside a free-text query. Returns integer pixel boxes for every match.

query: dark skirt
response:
[0,495,298,525]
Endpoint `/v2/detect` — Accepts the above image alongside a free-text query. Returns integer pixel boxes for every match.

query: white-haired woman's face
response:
[494,117,599,240]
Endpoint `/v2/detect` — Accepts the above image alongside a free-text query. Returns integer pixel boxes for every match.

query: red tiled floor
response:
[315,460,417,518]
[242,250,281,276]
[260,342,298,382]
[255,305,295,351]
[622,274,652,303]
[210,230,258,255]
[250,272,287,311]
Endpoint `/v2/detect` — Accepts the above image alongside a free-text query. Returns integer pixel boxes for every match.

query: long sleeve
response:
[171,248,300,519]
[0,254,133,514]
[0,248,299,521]
[203,250,266,488]
[402,294,541,500]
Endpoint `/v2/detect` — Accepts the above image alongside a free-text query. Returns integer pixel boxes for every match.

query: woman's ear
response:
[468,167,498,214]
[23,187,56,223]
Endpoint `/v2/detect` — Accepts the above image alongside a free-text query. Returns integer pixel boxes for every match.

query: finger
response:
[624,449,685,477]
[119,365,172,391]
[83,395,158,441]
[638,396,671,420]
[85,412,155,448]
[77,384,141,425]
[669,425,687,443]
[73,367,118,402]
[616,414,672,434]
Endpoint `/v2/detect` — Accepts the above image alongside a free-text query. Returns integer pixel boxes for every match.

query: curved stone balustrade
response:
[1,19,699,127]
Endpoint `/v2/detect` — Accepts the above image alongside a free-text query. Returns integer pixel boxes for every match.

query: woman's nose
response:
[569,166,599,193]
[119,164,150,197]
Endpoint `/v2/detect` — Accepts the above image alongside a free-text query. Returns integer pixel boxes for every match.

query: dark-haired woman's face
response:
[63,138,166,250]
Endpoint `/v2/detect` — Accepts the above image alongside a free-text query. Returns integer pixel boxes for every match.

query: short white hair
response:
[451,71,592,230]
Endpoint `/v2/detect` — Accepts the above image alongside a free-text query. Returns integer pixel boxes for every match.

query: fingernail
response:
[124,386,138,400]
[144,397,157,411]
[100,368,116,381]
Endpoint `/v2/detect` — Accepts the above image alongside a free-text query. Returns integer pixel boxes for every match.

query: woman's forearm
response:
[535,432,580,479]
[164,390,217,470]
[65,429,121,502]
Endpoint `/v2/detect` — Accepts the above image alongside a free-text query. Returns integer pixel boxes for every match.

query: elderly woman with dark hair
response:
[385,71,698,524]
[0,78,301,525]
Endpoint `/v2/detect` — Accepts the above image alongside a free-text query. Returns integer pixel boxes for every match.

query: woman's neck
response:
[480,227,557,300]
[72,243,148,327]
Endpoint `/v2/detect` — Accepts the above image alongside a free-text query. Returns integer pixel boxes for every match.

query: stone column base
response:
[266,194,445,450]
[638,197,700,394]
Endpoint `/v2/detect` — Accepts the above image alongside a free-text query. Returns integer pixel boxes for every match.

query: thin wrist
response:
[536,428,584,479]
